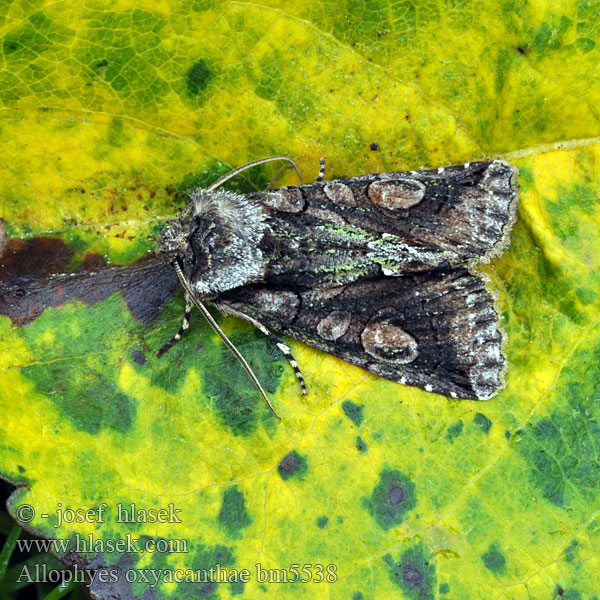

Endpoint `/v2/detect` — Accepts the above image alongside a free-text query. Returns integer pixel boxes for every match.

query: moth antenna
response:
[266,162,300,190]
[207,156,303,192]
[172,260,282,420]
[181,156,303,220]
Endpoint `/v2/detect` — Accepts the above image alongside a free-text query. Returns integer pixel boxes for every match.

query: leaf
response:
[1,1,600,599]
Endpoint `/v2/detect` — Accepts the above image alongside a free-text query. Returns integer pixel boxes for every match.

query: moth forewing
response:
[157,158,519,409]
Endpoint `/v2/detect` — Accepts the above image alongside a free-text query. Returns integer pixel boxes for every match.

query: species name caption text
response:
[13,503,339,588]
[17,563,339,588]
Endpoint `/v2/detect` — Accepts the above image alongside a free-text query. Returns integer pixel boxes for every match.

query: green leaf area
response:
[1,1,600,599]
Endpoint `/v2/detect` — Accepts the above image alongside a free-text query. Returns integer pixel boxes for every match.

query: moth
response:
[156,156,519,418]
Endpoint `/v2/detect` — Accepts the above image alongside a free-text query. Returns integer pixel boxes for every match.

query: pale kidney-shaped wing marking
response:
[317,310,352,341]
[367,179,426,210]
[360,312,419,365]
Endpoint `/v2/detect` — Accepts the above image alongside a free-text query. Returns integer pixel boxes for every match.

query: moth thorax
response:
[187,189,271,296]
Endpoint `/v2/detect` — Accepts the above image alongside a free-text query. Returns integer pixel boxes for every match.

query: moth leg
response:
[274,339,307,396]
[316,157,326,182]
[218,303,308,395]
[155,293,193,358]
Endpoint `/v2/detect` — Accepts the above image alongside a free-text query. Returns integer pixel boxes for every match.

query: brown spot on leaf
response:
[0,236,178,327]
[132,350,147,365]
[1,237,73,276]
[82,252,109,271]
[389,485,405,506]
[403,564,424,587]
[0,219,7,258]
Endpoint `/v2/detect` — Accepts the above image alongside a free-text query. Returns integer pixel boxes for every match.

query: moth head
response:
[163,189,270,298]
[156,219,189,260]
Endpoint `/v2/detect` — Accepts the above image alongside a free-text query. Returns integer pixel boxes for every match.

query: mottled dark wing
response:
[216,267,504,400]
[246,160,518,287]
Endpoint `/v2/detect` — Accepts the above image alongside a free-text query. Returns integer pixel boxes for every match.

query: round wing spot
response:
[248,289,299,324]
[368,179,426,210]
[317,310,351,341]
[324,182,356,206]
[260,188,305,213]
[361,316,418,365]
